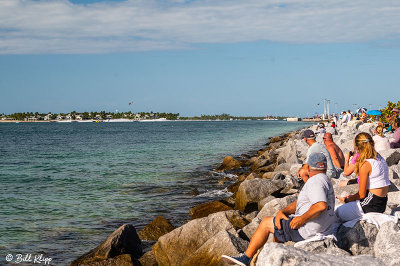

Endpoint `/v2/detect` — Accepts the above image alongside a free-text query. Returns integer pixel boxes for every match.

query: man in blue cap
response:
[222,153,335,266]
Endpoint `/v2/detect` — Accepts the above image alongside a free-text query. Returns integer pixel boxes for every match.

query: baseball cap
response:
[302,129,315,139]
[308,152,327,170]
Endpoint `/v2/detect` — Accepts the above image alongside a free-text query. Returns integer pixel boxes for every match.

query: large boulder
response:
[334,184,359,197]
[296,238,349,256]
[182,229,248,265]
[374,221,400,266]
[276,140,300,165]
[71,224,142,266]
[152,210,246,265]
[357,123,374,134]
[338,139,354,153]
[216,156,241,171]
[251,158,271,171]
[235,179,285,212]
[256,194,297,219]
[138,216,175,241]
[256,243,382,266]
[337,221,379,255]
[388,191,400,205]
[78,254,138,266]
[241,217,261,240]
[274,163,292,172]
[139,251,157,266]
[294,139,308,160]
[189,200,233,220]
[380,149,400,166]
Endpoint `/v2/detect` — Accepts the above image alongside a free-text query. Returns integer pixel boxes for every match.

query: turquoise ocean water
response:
[0,121,308,264]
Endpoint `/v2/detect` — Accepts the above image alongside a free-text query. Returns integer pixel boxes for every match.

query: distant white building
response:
[44,113,52,120]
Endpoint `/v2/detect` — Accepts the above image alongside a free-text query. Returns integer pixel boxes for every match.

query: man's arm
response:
[289,201,327,229]
[274,201,297,229]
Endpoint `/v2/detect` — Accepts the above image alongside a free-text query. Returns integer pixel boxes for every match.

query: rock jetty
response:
[71,122,400,266]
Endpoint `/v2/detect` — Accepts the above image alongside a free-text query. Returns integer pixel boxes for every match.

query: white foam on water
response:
[197,188,233,198]
[212,171,237,179]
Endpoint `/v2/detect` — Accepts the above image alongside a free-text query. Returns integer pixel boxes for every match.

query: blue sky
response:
[1,0,400,116]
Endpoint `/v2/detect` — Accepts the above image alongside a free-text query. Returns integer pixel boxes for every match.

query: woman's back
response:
[372,135,390,152]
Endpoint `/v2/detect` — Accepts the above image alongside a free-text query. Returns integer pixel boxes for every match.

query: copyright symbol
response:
[5,254,13,262]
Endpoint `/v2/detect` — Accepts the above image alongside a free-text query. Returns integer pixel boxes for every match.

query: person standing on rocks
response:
[336,132,390,222]
[298,130,337,180]
[323,133,345,175]
[221,153,335,266]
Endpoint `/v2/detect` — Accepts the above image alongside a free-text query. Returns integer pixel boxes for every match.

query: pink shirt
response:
[350,153,360,183]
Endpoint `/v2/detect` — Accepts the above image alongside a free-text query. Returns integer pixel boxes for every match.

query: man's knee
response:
[260,216,274,231]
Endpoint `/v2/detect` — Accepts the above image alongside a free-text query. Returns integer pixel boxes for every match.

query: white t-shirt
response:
[341,113,351,123]
[373,135,390,152]
[295,173,335,239]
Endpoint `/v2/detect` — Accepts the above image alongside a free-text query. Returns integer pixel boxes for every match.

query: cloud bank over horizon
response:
[1,0,400,54]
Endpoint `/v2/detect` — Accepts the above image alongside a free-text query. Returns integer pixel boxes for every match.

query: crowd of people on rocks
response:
[222,106,400,266]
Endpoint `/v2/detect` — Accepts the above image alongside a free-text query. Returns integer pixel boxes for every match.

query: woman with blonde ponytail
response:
[372,125,390,152]
[335,133,390,222]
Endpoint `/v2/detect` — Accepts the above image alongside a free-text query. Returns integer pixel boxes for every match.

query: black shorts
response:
[273,216,305,243]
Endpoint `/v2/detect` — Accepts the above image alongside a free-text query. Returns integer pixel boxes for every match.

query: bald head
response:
[323,132,333,141]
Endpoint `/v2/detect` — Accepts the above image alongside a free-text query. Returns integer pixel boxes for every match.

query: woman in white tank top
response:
[335,132,390,222]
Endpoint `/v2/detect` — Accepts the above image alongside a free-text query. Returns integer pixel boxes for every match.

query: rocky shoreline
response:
[71,122,400,266]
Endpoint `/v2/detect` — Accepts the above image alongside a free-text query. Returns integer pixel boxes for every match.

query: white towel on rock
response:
[293,233,337,248]
[342,212,398,228]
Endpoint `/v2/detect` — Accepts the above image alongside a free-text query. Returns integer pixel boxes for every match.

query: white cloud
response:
[1,0,400,54]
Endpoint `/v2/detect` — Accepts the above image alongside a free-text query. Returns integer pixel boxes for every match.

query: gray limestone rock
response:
[276,139,300,165]
[337,220,378,256]
[357,123,374,134]
[289,163,302,178]
[380,149,400,166]
[257,194,297,219]
[235,178,285,212]
[274,163,293,172]
[152,210,242,266]
[182,228,249,266]
[295,238,350,256]
[257,195,276,210]
[388,191,400,205]
[334,184,359,197]
[256,243,382,266]
[71,224,142,266]
[241,217,261,240]
[374,221,400,266]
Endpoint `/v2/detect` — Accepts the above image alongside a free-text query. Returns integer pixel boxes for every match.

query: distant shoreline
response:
[0,119,321,123]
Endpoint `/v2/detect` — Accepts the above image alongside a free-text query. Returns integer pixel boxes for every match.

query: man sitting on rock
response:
[298,130,337,180]
[221,152,335,266]
[323,132,345,175]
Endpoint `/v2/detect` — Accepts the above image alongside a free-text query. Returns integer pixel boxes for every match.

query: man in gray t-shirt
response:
[296,170,335,238]
[221,152,335,266]
[299,129,337,179]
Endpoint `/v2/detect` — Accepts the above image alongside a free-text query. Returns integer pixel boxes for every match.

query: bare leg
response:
[244,216,275,258]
